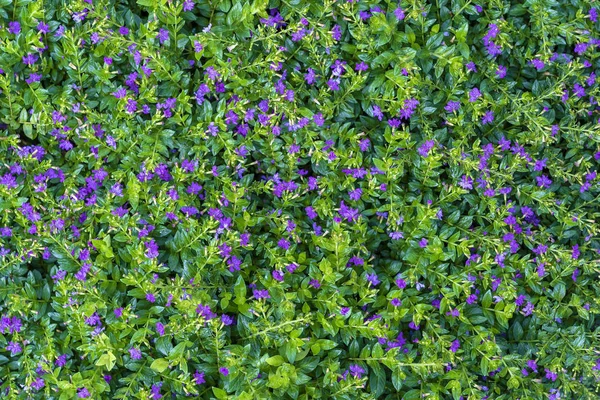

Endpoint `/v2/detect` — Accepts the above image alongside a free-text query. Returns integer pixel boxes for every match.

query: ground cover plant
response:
[0,0,600,398]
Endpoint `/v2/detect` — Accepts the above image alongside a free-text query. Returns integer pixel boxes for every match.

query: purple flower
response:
[391,298,402,307]
[531,59,545,70]
[129,348,142,360]
[366,273,380,286]
[125,99,137,114]
[253,289,270,300]
[151,383,163,399]
[305,68,316,85]
[348,188,362,201]
[417,140,435,157]
[205,66,220,81]
[389,231,404,240]
[6,341,21,355]
[394,7,405,20]
[545,369,557,382]
[327,79,340,91]
[309,279,321,289]
[332,24,342,41]
[536,175,552,188]
[119,26,129,35]
[221,314,234,326]
[8,21,21,35]
[194,370,205,384]
[37,22,49,34]
[183,0,195,12]
[219,367,229,376]
[355,61,368,72]
[496,65,507,78]
[145,239,159,258]
[277,238,291,250]
[156,322,165,336]
[469,87,481,102]
[450,339,460,353]
[349,364,365,378]
[77,387,91,398]
[146,293,156,303]
[481,110,494,125]
[445,101,460,112]
[22,53,39,66]
[272,270,284,282]
[419,238,428,248]
[31,377,45,391]
[409,321,420,330]
[568,242,580,260]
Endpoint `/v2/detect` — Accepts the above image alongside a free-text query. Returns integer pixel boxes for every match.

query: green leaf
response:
[150,358,169,373]
[96,352,116,371]
[266,355,284,366]
[212,387,228,399]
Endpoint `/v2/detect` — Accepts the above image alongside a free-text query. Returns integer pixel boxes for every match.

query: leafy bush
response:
[1,0,600,398]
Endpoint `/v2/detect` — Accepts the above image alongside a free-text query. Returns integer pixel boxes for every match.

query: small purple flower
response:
[445,101,460,112]
[394,7,405,20]
[253,289,270,300]
[6,341,22,355]
[531,59,545,70]
[221,314,234,326]
[156,322,165,336]
[395,278,407,289]
[348,188,362,201]
[277,238,291,250]
[332,24,342,41]
[366,273,380,286]
[355,61,368,72]
[496,65,507,79]
[194,370,205,384]
[536,175,552,188]
[419,238,428,248]
[145,239,159,258]
[469,87,481,102]
[418,140,435,157]
[22,53,39,66]
[77,387,90,398]
[572,244,580,260]
[389,231,404,240]
[272,270,284,282]
[129,348,142,360]
[391,298,402,307]
[183,0,195,11]
[8,21,21,35]
[219,367,229,376]
[157,28,169,44]
[450,339,460,353]
[31,377,45,391]
[481,110,495,125]
[545,369,557,382]
[349,364,365,378]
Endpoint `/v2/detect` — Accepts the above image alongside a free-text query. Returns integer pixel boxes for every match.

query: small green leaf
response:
[266,355,284,366]
[150,358,169,373]
[96,352,116,371]
[212,387,228,399]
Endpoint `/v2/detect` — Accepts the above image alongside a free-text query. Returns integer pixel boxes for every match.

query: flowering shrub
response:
[0,0,600,398]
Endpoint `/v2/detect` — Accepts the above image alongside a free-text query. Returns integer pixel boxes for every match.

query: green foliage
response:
[0,0,599,399]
